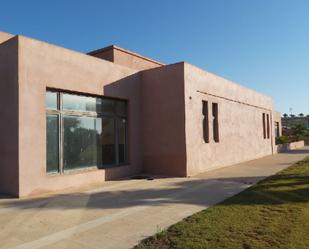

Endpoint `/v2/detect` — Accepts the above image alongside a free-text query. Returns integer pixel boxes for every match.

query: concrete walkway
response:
[1,147,308,249]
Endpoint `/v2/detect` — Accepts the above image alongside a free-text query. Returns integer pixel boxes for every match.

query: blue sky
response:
[1,0,308,115]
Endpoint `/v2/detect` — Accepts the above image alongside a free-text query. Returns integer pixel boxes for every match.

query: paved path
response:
[1,147,308,249]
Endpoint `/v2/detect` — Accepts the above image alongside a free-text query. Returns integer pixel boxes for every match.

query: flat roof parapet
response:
[88,45,164,71]
[0,31,14,44]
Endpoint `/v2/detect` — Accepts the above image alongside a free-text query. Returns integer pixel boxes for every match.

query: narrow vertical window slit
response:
[262,113,266,139]
[266,114,270,139]
[202,101,209,143]
[212,103,219,143]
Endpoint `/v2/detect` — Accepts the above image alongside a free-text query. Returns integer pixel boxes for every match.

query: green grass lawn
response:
[135,157,309,249]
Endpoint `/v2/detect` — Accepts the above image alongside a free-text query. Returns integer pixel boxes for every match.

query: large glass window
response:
[116,101,127,116]
[102,117,116,165]
[46,90,128,174]
[118,118,127,164]
[46,114,59,173]
[63,116,102,170]
[63,93,102,112]
[46,91,58,109]
[102,99,115,115]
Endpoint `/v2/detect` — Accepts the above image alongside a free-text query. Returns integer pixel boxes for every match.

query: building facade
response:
[274,111,282,138]
[0,32,279,197]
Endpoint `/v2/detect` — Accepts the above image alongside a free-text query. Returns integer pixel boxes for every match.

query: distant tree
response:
[291,124,307,141]
[283,113,288,118]
[299,113,304,117]
[307,114,309,118]
[290,114,296,118]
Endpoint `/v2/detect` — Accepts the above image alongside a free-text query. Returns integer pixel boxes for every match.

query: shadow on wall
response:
[102,72,142,181]
[1,170,308,210]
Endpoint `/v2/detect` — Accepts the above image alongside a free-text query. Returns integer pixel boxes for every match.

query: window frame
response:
[262,113,266,139]
[275,121,280,138]
[46,113,60,173]
[202,100,209,143]
[212,102,219,143]
[266,114,270,139]
[46,90,129,175]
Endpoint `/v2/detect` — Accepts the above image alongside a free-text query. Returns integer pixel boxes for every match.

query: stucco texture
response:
[17,36,143,196]
[184,63,275,176]
[0,32,281,197]
[141,63,187,176]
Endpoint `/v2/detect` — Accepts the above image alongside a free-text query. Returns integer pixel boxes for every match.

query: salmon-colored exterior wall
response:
[17,36,143,197]
[0,32,280,197]
[184,63,275,175]
[0,31,14,44]
[141,63,187,176]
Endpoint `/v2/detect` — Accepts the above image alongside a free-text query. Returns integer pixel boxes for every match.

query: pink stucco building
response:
[0,31,281,197]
